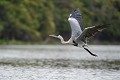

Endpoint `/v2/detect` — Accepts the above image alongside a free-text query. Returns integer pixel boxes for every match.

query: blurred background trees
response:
[0,0,120,44]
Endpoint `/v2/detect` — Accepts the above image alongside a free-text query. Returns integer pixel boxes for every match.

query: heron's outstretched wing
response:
[76,24,110,43]
[68,8,83,40]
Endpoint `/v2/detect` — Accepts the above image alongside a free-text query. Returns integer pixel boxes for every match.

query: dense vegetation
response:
[0,0,120,44]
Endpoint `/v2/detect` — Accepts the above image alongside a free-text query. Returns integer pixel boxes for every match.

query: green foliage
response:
[0,0,120,43]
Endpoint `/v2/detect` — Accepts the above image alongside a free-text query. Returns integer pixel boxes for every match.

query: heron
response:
[49,8,110,57]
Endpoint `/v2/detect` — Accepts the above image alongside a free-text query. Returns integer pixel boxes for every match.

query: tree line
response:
[0,0,120,43]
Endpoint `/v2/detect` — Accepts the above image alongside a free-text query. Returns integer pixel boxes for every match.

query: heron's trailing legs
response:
[82,45,97,57]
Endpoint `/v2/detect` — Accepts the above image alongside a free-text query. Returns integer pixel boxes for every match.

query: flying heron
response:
[49,8,110,57]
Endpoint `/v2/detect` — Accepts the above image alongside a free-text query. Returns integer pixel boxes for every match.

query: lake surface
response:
[0,45,120,80]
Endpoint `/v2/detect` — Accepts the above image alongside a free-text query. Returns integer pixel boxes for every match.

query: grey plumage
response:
[69,8,83,31]
[68,9,83,40]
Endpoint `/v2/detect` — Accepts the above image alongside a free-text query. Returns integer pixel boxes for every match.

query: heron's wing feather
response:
[68,8,83,39]
[76,24,110,43]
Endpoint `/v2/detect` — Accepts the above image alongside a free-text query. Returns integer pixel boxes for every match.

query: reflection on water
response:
[0,59,120,70]
[0,45,120,80]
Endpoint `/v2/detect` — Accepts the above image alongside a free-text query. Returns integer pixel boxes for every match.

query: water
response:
[0,45,120,80]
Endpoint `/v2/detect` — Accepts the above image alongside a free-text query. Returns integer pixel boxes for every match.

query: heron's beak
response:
[49,35,58,38]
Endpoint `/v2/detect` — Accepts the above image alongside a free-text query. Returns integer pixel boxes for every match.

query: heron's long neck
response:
[59,36,69,44]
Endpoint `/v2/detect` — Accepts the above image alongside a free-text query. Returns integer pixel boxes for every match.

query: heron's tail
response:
[83,46,97,57]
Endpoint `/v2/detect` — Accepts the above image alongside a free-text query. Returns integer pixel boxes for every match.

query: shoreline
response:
[0,40,120,45]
